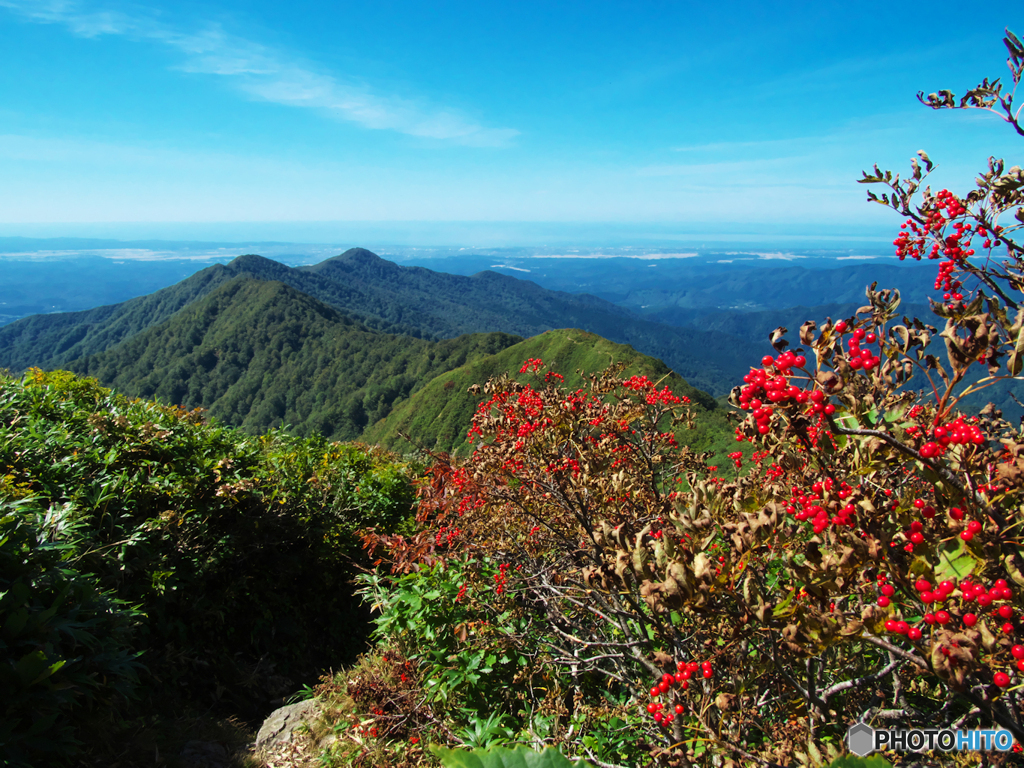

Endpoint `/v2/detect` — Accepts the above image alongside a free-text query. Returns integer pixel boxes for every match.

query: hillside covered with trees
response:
[0,248,765,399]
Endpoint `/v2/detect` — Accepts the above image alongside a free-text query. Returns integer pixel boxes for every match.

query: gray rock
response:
[254,699,320,748]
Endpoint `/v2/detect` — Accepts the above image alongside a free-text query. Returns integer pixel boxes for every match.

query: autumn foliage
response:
[358,30,1024,768]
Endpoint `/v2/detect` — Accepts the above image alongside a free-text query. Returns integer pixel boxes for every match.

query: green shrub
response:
[432,744,594,768]
[0,368,418,756]
[0,496,142,766]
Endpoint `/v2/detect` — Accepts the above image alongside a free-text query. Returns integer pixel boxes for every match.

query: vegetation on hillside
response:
[363,328,742,469]
[3,28,1023,768]
[0,368,417,765]
[300,30,1024,768]
[67,276,522,441]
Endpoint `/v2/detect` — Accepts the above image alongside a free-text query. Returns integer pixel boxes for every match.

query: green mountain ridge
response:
[63,275,737,455]
[363,328,733,460]
[68,276,523,441]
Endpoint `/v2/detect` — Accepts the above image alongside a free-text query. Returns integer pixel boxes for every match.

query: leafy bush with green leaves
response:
[0,367,418,759]
[432,744,593,768]
[359,558,534,716]
[0,496,142,766]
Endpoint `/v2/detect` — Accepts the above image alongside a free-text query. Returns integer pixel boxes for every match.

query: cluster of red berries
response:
[959,518,984,542]
[643,660,715,726]
[916,416,986,458]
[737,357,833,434]
[545,456,581,476]
[894,190,970,258]
[435,525,462,546]
[519,358,544,373]
[935,259,963,298]
[833,324,880,372]
[783,477,856,534]
[879,575,1021,688]
[621,375,688,406]
[494,562,510,595]
[878,576,1015,634]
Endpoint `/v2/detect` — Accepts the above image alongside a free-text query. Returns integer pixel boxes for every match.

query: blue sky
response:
[0,0,1021,243]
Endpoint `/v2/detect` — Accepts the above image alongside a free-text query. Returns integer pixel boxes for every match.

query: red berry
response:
[935,611,951,625]
[675,704,684,714]
[994,672,1011,688]
[878,596,891,608]
[1012,645,1024,660]
[908,626,922,640]
[963,613,978,627]
[1000,606,1014,620]
[1003,623,1015,634]
[881,584,895,597]
[915,579,932,592]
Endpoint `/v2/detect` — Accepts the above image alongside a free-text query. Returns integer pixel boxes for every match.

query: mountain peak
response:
[336,247,383,263]
[227,253,276,268]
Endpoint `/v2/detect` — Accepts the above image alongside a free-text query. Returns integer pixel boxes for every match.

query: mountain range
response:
[0,247,1017,442]
[0,248,768,397]
[0,249,762,456]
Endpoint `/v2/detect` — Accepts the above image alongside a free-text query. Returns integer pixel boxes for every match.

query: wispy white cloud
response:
[0,0,519,146]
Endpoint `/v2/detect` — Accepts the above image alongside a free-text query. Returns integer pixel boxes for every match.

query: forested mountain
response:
[0,248,767,397]
[68,276,522,441]
[0,252,429,373]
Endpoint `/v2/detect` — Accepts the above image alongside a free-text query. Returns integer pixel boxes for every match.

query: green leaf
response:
[773,588,796,617]
[431,745,594,768]
[825,755,893,767]
[934,538,979,583]
[14,650,61,687]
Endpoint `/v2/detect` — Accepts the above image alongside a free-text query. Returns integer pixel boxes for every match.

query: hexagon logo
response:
[847,722,876,756]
